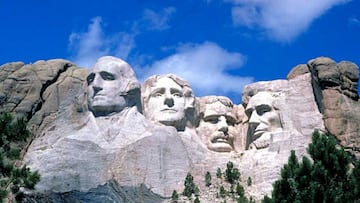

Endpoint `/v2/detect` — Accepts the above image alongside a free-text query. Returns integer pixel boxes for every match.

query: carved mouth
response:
[93,93,106,98]
[161,109,177,112]
[92,95,106,100]
[211,135,229,144]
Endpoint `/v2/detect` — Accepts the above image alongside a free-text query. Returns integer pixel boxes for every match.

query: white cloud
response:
[142,7,176,31]
[68,7,176,68]
[349,16,360,26]
[68,17,108,68]
[228,0,350,42]
[68,17,137,68]
[140,42,254,98]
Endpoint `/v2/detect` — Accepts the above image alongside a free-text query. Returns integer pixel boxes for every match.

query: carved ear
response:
[126,81,141,92]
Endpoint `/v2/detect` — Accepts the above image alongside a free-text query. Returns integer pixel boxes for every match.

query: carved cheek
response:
[268,112,281,126]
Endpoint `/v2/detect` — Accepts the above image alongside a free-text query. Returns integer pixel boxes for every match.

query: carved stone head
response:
[245,91,282,149]
[196,96,239,152]
[141,74,195,131]
[87,56,140,116]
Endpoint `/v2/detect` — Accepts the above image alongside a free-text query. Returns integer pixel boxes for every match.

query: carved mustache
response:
[211,132,231,143]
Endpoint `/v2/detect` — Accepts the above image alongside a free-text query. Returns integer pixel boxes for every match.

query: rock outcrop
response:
[287,57,360,157]
[0,56,359,202]
[0,59,88,136]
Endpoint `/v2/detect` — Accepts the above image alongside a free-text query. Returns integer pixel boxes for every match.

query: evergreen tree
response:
[247,177,252,186]
[350,159,360,200]
[225,161,240,184]
[171,190,179,202]
[236,196,248,203]
[183,172,196,198]
[265,130,358,202]
[0,112,40,202]
[219,185,226,198]
[216,168,222,179]
[194,196,200,203]
[235,182,244,197]
[229,184,234,195]
[261,195,273,203]
[205,171,211,187]
[194,185,200,197]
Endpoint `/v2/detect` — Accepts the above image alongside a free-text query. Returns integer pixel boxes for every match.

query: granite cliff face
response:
[0,56,359,202]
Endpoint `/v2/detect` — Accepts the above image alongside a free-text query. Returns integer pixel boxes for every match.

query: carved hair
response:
[196,95,234,114]
[195,95,240,127]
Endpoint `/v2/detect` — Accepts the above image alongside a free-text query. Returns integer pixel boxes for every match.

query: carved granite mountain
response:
[0,56,359,202]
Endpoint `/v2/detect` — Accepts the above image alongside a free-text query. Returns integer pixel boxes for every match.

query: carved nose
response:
[249,112,261,124]
[218,116,228,133]
[92,86,102,95]
[164,97,174,107]
[164,91,174,107]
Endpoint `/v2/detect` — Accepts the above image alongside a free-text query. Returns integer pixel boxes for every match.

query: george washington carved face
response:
[87,56,140,116]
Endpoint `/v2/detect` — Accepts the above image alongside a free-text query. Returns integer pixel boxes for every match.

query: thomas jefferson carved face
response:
[196,96,238,152]
[245,92,282,147]
[142,74,194,131]
[87,56,139,116]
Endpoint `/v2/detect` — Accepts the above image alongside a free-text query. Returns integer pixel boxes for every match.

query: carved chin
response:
[89,102,127,114]
[155,112,184,123]
[208,142,233,152]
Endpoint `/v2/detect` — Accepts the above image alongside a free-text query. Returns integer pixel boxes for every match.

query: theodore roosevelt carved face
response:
[87,56,140,116]
[141,74,195,131]
[196,96,238,152]
[245,91,282,149]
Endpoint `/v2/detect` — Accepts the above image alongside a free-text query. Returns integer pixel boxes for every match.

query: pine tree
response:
[235,182,244,197]
[194,186,200,197]
[0,112,40,202]
[350,159,360,200]
[171,190,179,202]
[216,168,222,179]
[261,195,273,203]
[219,186,226,198]
[265,130,358,202]
[205,171,211,187]
[225,161,240,184]
[247,177,252,186]
[182,172,196,198]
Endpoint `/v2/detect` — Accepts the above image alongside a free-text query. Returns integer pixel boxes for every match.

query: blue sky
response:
[1,0,359,103]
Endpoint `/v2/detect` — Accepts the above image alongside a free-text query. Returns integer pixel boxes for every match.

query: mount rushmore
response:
[0,56,359,202]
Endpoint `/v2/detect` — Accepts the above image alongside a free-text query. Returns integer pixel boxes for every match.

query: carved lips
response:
[160,108,178,113]
[210,132,232,148]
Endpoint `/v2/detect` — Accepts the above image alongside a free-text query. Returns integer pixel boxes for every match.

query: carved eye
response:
[86,73,95,85]
[100,71,115,80]
[226,117,236,126]
[171,89,183,98]
[151,89,165,97]
[172,92,182,97]
[154,92,163,97]
[256,105,271,116]
[204,116,219,124]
